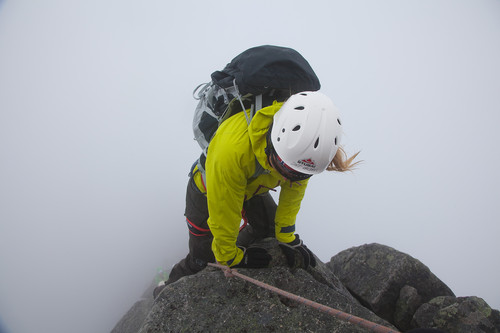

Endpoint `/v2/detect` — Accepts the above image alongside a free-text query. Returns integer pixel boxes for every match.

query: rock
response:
[112,242,499,333]
[327,243,455,330]
[139,266,395,333]
[412,296,500,333]
[111,298,153,333]
[394,285,422,331]
[137,239,396,333]
[111,281,156,333]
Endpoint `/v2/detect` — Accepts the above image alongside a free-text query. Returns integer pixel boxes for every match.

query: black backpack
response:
[192,45,320,174]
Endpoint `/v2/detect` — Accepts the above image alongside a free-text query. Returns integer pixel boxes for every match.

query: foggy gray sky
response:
[1,1,499,333]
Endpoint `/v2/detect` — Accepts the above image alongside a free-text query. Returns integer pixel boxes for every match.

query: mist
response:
[1,1,499,332]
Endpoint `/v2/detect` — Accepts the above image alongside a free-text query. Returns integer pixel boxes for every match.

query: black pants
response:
[166,174,277,284]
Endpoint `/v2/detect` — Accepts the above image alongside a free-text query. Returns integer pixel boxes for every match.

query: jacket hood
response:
[247,101,284,170]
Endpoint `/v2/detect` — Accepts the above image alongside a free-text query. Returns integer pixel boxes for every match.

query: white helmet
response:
[270,91,342,175]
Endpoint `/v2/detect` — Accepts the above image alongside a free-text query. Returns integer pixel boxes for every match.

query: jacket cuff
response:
[219,247,244,267]
[275,225,296,244]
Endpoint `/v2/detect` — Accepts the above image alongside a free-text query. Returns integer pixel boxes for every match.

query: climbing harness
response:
[207,263,400,333]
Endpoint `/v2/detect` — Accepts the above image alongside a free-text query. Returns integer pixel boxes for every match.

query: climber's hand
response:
[279,234,317,269]
[233,246,271,268]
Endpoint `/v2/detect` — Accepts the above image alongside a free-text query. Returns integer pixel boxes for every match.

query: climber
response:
[153,90,359,298]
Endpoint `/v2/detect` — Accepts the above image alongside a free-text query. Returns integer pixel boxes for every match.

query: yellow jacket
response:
[192,101,309,266]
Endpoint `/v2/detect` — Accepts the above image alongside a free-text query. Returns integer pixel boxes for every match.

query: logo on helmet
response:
[297,158,316,170]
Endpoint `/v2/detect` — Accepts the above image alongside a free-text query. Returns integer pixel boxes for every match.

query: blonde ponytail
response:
[326,147,361,172]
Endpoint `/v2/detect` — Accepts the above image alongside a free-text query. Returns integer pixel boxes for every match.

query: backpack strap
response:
[254,94,262,113]
[232,79,252,125]
[250,158,269,181]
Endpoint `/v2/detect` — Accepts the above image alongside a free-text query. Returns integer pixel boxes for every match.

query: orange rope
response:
[207,263,400,333]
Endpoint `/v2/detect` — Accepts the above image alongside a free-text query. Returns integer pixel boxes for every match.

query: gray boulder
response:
[327,243,455,330]
[137,239,396,333]
[112,297,154,333]
[111,280,156,333]
[394,285,423,330]
[412,296,500,333]
[111,242,499,333]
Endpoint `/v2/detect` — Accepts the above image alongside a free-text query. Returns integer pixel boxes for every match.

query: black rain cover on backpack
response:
[193,45,321,162]
[211,45,320,96]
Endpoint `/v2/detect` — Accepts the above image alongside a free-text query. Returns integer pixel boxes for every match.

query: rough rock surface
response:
[394,285,422,330]
[137,239,395,333]
[327,243,455,330]
[412,296,500,333]
[111,282,155,333]
[139,265,394,333]
[112,242,500,333]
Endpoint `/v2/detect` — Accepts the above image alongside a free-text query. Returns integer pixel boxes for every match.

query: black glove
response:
[279,234,316,269]
[233,246,271,268]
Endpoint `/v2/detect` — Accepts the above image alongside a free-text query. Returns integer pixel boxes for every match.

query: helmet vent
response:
[294,106,305,110]
[334,137,338,146]
[337,118,342,125]
[292,125,301,131]
[300,93,308,96]
[314,137,320,148]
